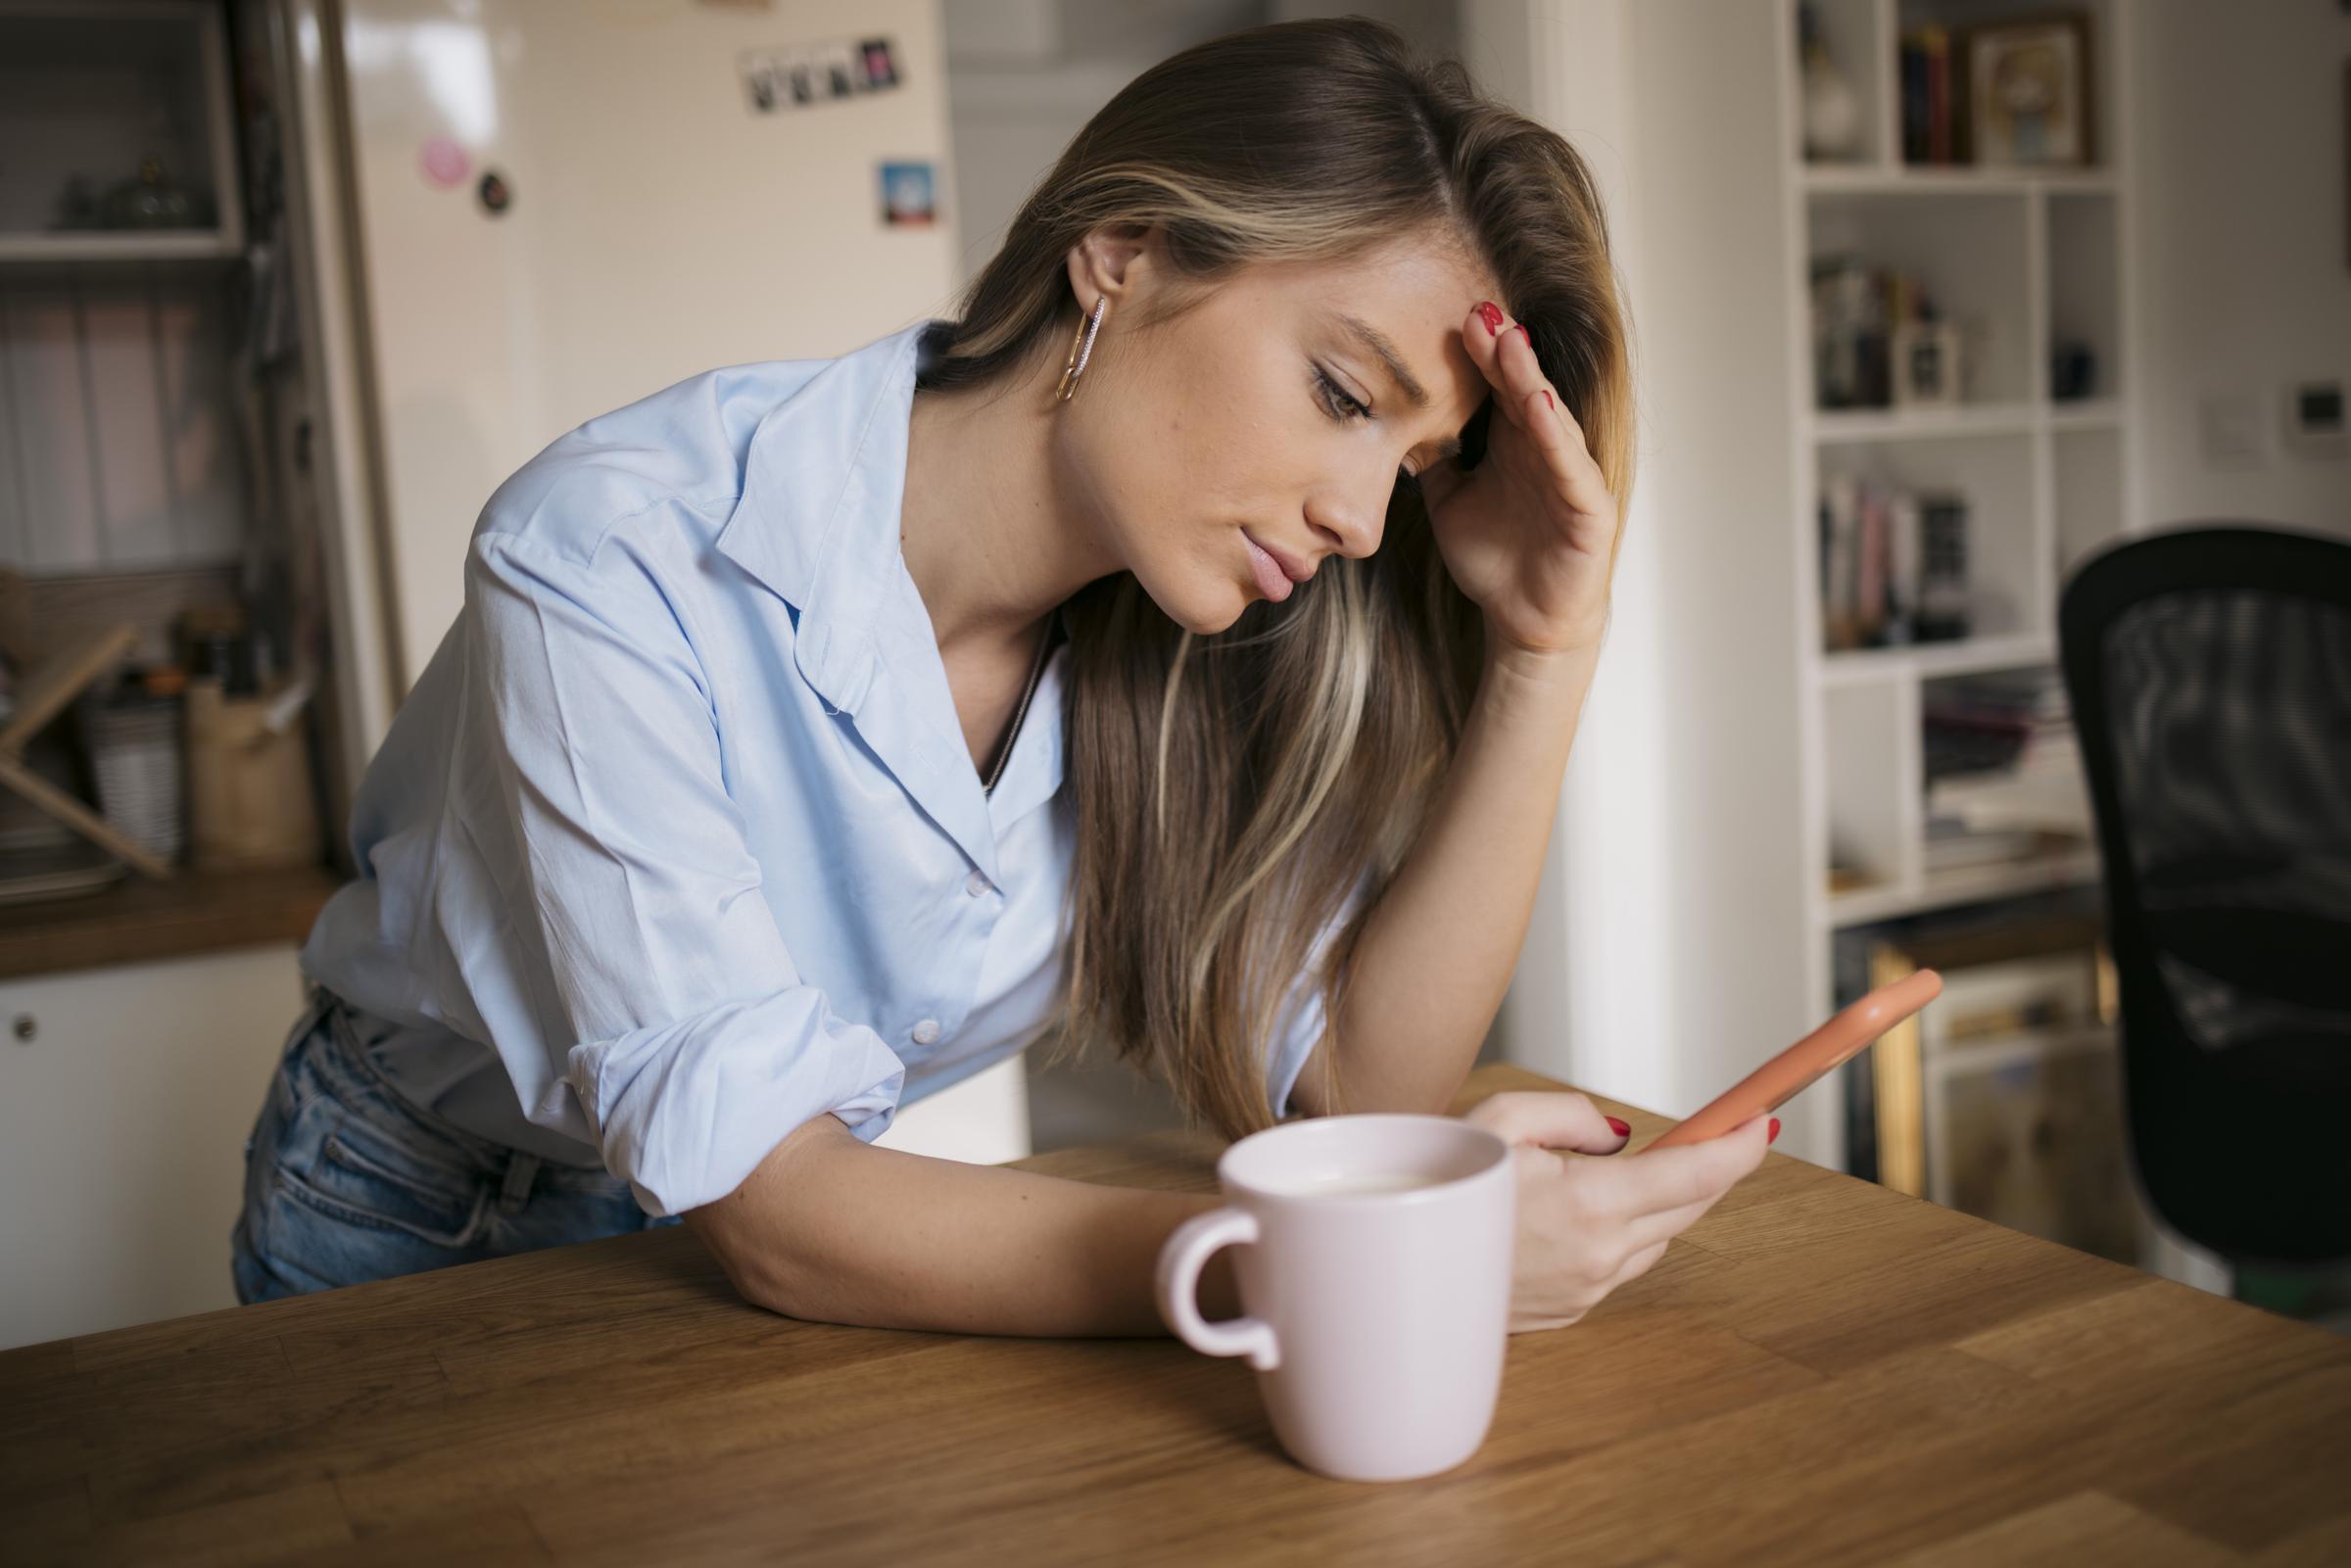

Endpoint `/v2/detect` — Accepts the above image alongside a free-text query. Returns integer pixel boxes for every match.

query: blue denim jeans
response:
[231,984,678,1304]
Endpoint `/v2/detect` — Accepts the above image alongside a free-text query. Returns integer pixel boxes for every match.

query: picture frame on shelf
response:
[1891,320,1965,408]
[1961,14,2095,168]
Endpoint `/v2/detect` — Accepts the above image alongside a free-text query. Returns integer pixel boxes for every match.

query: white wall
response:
[2129,0,2351,537]
[1469,0,1815,1141]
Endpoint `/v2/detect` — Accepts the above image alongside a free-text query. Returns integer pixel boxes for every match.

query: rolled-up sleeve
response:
[465,528,907,1217]
[1264,872,1373,1120]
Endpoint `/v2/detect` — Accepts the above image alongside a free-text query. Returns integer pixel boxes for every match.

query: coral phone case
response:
[1645,968,1943,1149]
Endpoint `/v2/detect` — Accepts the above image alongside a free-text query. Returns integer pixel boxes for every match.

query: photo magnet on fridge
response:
[740,35,899,115]
[879,161,936,227]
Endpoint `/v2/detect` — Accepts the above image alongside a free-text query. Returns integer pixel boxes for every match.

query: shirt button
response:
[964,870,991,898]
[910,1019,940,1046]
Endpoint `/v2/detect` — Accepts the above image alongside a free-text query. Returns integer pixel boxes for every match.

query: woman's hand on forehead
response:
[1415,301,1621,658]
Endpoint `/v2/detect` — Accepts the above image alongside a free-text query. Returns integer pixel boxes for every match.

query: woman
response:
[232,18,1772,1335]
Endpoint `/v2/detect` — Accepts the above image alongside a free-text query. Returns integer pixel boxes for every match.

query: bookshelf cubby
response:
[1818,429,2043,644]
[2047,191,2122,395]
[1780,0,2141,1164]
[1810,188,2036,403]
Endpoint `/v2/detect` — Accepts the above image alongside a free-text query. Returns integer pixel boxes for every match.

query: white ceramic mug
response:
[1154,1114,1516,1482]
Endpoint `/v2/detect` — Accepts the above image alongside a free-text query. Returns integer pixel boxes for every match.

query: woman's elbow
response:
[679,1113,854,1316]
[683,1196,804,1315]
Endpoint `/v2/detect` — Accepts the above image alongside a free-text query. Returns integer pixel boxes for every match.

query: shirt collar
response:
[716,314,937,701]
[716,317,1064,877]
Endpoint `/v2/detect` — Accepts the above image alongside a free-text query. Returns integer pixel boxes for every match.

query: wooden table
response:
[5,1064,2347,1567]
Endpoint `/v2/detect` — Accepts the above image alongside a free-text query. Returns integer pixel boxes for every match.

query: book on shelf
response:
[1898,25,1956,166]
[1819,474,1970,650]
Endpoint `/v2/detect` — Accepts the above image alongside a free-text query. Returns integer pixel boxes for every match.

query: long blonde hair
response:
[919,18,1637,1139]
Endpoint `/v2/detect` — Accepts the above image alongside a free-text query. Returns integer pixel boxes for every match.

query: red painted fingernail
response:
[1511,322,1531,347]
[1542,389,1555,409]
[1768,1117,1781,1145]
[1475,301,1503,334]
[1607,1116,1630,1137]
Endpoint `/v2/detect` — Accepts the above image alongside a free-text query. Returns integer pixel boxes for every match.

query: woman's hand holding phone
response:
[1463,1091,1771,1333]
[1463,972,1941,1332]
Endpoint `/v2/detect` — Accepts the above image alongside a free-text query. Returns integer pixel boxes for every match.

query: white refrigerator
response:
[283,0,1027,1161]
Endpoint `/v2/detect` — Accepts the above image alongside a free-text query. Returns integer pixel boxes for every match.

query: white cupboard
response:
[0,943,307,1350]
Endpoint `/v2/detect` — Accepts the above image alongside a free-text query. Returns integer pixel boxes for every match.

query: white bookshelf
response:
[1776,0,2142,1149]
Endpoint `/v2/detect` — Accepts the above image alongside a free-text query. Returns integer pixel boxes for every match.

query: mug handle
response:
[1156,1207,1280,1372]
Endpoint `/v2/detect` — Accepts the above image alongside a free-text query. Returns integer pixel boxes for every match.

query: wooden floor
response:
[3,1063,2346,1567]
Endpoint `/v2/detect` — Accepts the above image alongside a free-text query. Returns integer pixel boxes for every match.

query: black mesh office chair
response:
[2058,525,2351,1272]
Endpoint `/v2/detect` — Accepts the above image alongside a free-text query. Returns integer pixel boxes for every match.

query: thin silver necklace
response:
[983,615,1056,797]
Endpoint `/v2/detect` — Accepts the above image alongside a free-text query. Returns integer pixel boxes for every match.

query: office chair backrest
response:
[2058,525,2351,1265]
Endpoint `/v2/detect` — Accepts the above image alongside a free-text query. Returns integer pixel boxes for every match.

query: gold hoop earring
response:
[1054,296,1107,404]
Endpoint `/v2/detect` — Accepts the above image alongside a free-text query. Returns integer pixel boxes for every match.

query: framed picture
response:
[1961,14,2094,167]
[1891,319,1964,408]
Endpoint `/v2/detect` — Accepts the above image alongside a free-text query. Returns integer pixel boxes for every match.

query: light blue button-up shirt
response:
[300,317,1338,1217]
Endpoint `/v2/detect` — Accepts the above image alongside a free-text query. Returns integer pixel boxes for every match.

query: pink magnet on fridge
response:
[419,137,470,190]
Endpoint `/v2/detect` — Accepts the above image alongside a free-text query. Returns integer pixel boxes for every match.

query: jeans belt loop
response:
[498,1152,541,1214]
[280,981,334,1063]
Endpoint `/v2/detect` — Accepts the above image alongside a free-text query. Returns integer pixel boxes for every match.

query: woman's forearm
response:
[1324,636,1603,1115]
[687,1113,1240,1336]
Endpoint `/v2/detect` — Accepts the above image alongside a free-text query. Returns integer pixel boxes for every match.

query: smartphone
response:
[1644,969,1943,1149]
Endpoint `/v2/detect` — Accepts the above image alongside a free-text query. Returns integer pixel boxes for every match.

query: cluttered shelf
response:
[2,558,340,984]
[0,860,340,981]
[1823,664,2105,927]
